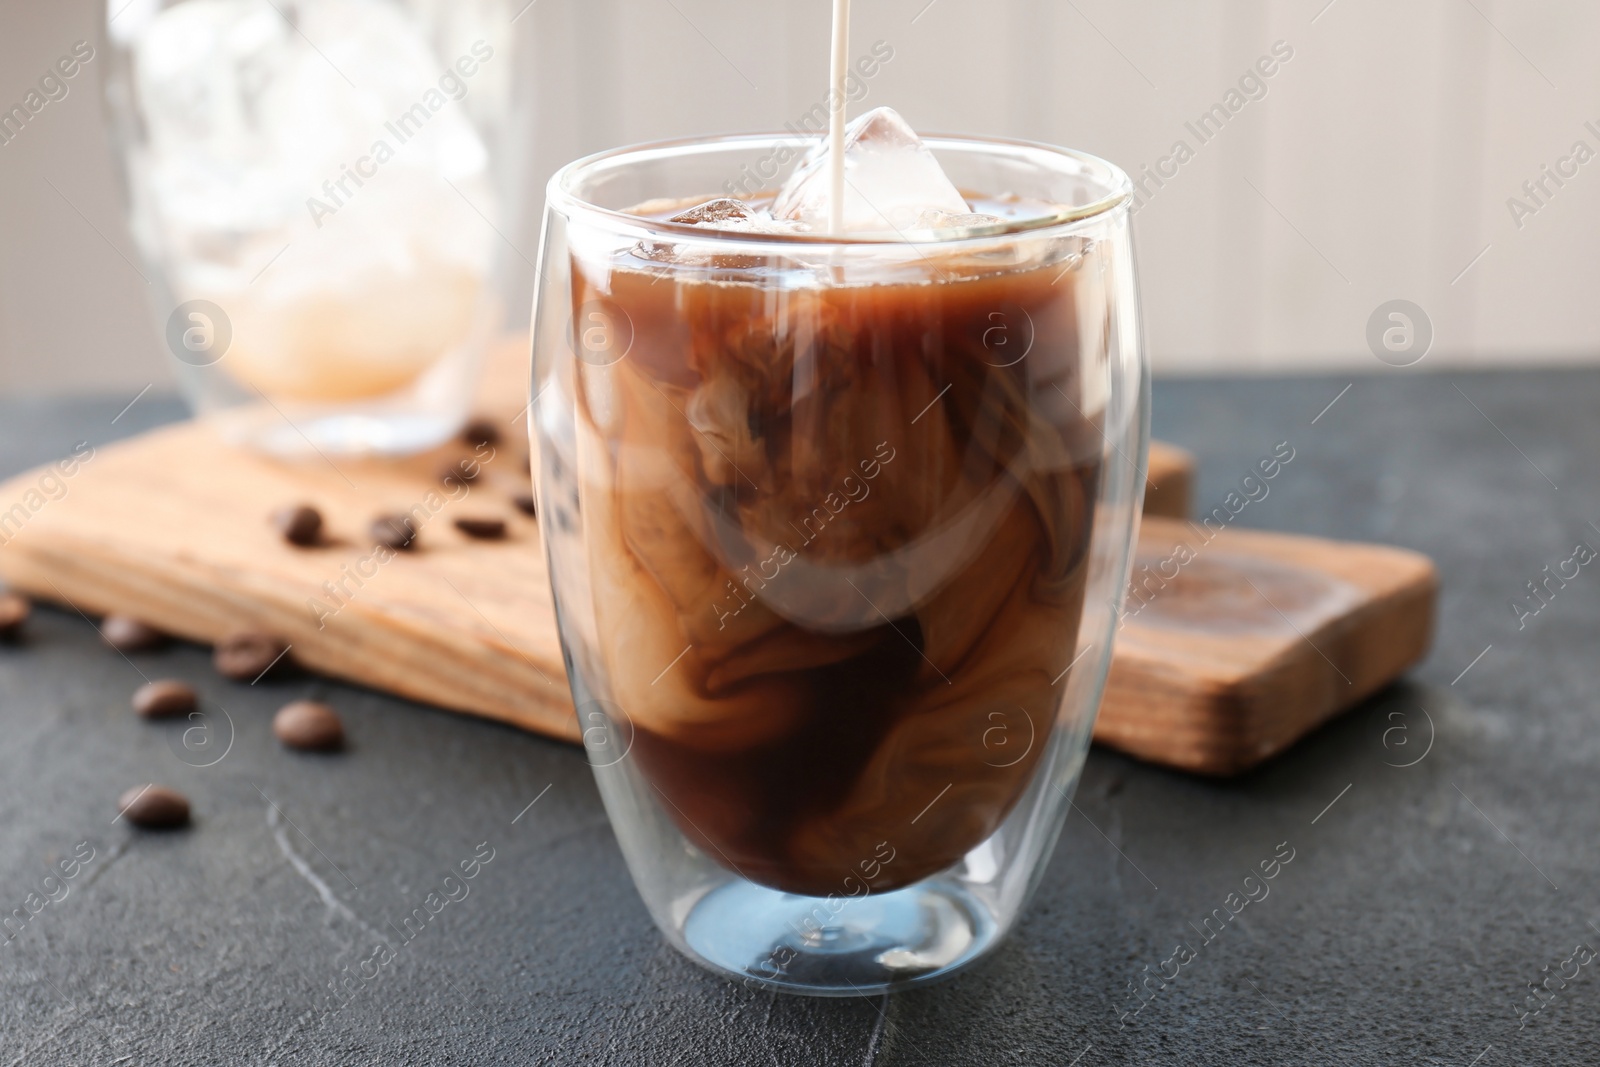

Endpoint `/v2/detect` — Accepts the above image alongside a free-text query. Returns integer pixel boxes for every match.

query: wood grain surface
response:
[0,337,574,740]
[1098,516,1438,774]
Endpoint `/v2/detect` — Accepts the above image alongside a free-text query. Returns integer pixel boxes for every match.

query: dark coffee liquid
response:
[569,210,1104,896]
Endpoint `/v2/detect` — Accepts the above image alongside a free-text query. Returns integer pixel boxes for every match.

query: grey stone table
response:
[2,371,1596,1066]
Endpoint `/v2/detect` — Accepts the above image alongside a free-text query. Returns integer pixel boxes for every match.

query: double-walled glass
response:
[532,133,1146,996]
[101,0,527,456]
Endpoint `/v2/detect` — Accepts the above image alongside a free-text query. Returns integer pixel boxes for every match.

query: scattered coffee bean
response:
[461,417,500,448]
[132,680,198,719]
[214,632,290,681]
[439,459,480,487]
[0,593,30,642]
[371,513,417,551]
[273,700,344,751]
[117,784,190,829]
[273,504,323,547]
[102,614,168,652]
[454,517,507,540]
[512,493,538,519]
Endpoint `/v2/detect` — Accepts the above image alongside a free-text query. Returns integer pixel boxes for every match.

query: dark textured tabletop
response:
[1,370,1595,1066]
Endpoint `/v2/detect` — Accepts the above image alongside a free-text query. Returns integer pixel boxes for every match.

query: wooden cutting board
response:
[1098,517,1436,774]
[0,339,575,740]
[0,342,1433,775]
[1142,440,1194,520]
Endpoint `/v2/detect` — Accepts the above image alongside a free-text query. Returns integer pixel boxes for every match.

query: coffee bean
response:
[371,513,417,551]
[102,614,168,652]
[273,700,344,751]
[512,493,538,518]
[117,784,189,829]
[214,633,290,681]
[0,593,29,642]
[454,517,507,540]
[273,504,323,547]
[133,680,198,719]
[461,417,500,448]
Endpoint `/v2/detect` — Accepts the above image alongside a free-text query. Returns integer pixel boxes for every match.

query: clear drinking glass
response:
[532,133,1146,996]
[101,0,526,456]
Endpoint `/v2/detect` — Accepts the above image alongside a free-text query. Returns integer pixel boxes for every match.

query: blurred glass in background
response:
[102,0,524,454]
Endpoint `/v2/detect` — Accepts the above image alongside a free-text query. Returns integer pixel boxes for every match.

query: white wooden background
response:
[2,0,1597,393]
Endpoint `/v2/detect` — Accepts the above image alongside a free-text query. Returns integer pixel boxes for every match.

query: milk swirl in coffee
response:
[563,106,1109,895]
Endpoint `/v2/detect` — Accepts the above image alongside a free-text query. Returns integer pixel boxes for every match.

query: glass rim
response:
[546,130,1133,247]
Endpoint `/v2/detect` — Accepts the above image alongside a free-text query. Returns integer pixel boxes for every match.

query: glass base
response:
[215,405,462,458]
[678,875,999,997]
[180,318,493,459]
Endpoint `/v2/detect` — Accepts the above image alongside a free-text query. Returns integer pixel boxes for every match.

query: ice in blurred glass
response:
[104,0,519,455]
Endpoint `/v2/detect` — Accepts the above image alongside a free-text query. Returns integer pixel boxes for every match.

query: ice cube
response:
[773,107,971,235]
[910,208,1008,233]
[670,199,757,225]
[124,0,499,401]
[668,198,810,236]
[634,198,812,266]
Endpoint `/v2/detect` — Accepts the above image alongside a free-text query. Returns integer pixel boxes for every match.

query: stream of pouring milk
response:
[828,0,851,234]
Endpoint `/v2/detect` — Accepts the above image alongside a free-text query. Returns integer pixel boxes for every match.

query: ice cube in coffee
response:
[567,109,1106,896]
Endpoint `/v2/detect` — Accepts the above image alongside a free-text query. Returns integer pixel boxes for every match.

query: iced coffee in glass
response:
[532,107,1145,995]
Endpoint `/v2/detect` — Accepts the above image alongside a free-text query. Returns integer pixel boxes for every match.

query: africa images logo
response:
[1366,300,1432,368]
[166,300,232,368]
